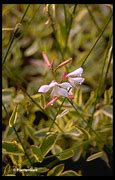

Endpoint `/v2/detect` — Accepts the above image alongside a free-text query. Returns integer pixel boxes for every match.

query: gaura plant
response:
[38,52,84,108]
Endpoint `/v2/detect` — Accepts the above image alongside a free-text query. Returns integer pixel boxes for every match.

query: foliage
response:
[2,4,113,176]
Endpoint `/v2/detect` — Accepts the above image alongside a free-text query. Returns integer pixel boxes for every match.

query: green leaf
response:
[47,164,64,176]
[84,91,96,112]
[5,174,16,176]
[34,128,49,137]
[13,94,24,103]
[74,88,83,106]
[31,93,41,101]
[72,147,83,162]
[57,149,74,160]
[56,109,70,119]
[31,145,43,162]
[61,170,81,176]
[52,145,63,155]
[3,164,11,176]
[75,125,91,139]
[9,105,18,127]
[40,134,57,157]
[2,141,24,155]
[24,41,38,56]
[104,87,113,105]
[2,88,15,103]
[86,151,103,161]
[101,105,113,119]
[36,167,49,173]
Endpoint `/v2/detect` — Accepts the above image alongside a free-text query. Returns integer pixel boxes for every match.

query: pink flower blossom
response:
[38,81,72,98]
[66,67,84,87]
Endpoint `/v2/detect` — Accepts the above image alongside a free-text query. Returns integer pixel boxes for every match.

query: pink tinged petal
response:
[68,77,84,87]
[68,94,74,100]
[67,67,83,77]
[51,86,69,97]
[44,97,58,109]
[42,52,51,68]
[61,72,68,81]
[55,58,72,71]
[38,85,51,93]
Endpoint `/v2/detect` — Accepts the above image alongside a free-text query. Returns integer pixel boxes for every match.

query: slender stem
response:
[81,12,112,66]
[2,31,16,66]
[67,98,105,143]
[64,4,77,50]
[63,4,68,30]
[23,5,40,33]
[91,34,112,113]
[47,6,64,58]
[3,65,63,132]
[2,102,33,167]
[85,5,101,33]
[48,87,73,132]
[12,125,33,166]
[48,97,66,132]
[24,89,63,132]
[2,4,30,66]
[20,4,30,24]
[2,101,8,115]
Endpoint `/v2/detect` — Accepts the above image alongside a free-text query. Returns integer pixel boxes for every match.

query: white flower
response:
[66,67,84,87]
[38,81,72,98]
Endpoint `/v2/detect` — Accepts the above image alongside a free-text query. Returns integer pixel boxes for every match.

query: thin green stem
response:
[63,4,68,31]
[23,5,40,33]
[64,4,77,50]
[2,101,8,115]
[12,125,33,166]
[81,12,112,66]
[67,98,105,143]
[91,34,112,113]
[85,5,101,33]
[3,65,63,132]
[2,103,33,167]
[48,97,66,132]
[2,4,30,66]
[47,6,64,58]
[20,4,30,24]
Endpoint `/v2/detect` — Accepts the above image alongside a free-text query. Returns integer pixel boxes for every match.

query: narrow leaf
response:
[86,151,103,161]
[9,105,18,127]
[56,109,70,119]
[55,58,72,71]
[47,164,64,176]
[61,170,81,176]
[57,149,74,160]
[40,134,57,157]
[2,141,24,155]
[101,105,113,119]
[31,145,43,162]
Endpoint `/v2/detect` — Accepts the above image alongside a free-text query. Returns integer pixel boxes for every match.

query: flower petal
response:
[68,77,84,87]
[67,67,83,77]
[38,85,51,93]
[49,81,58,88]
[51,86,69,97]
[59,82,72,89]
